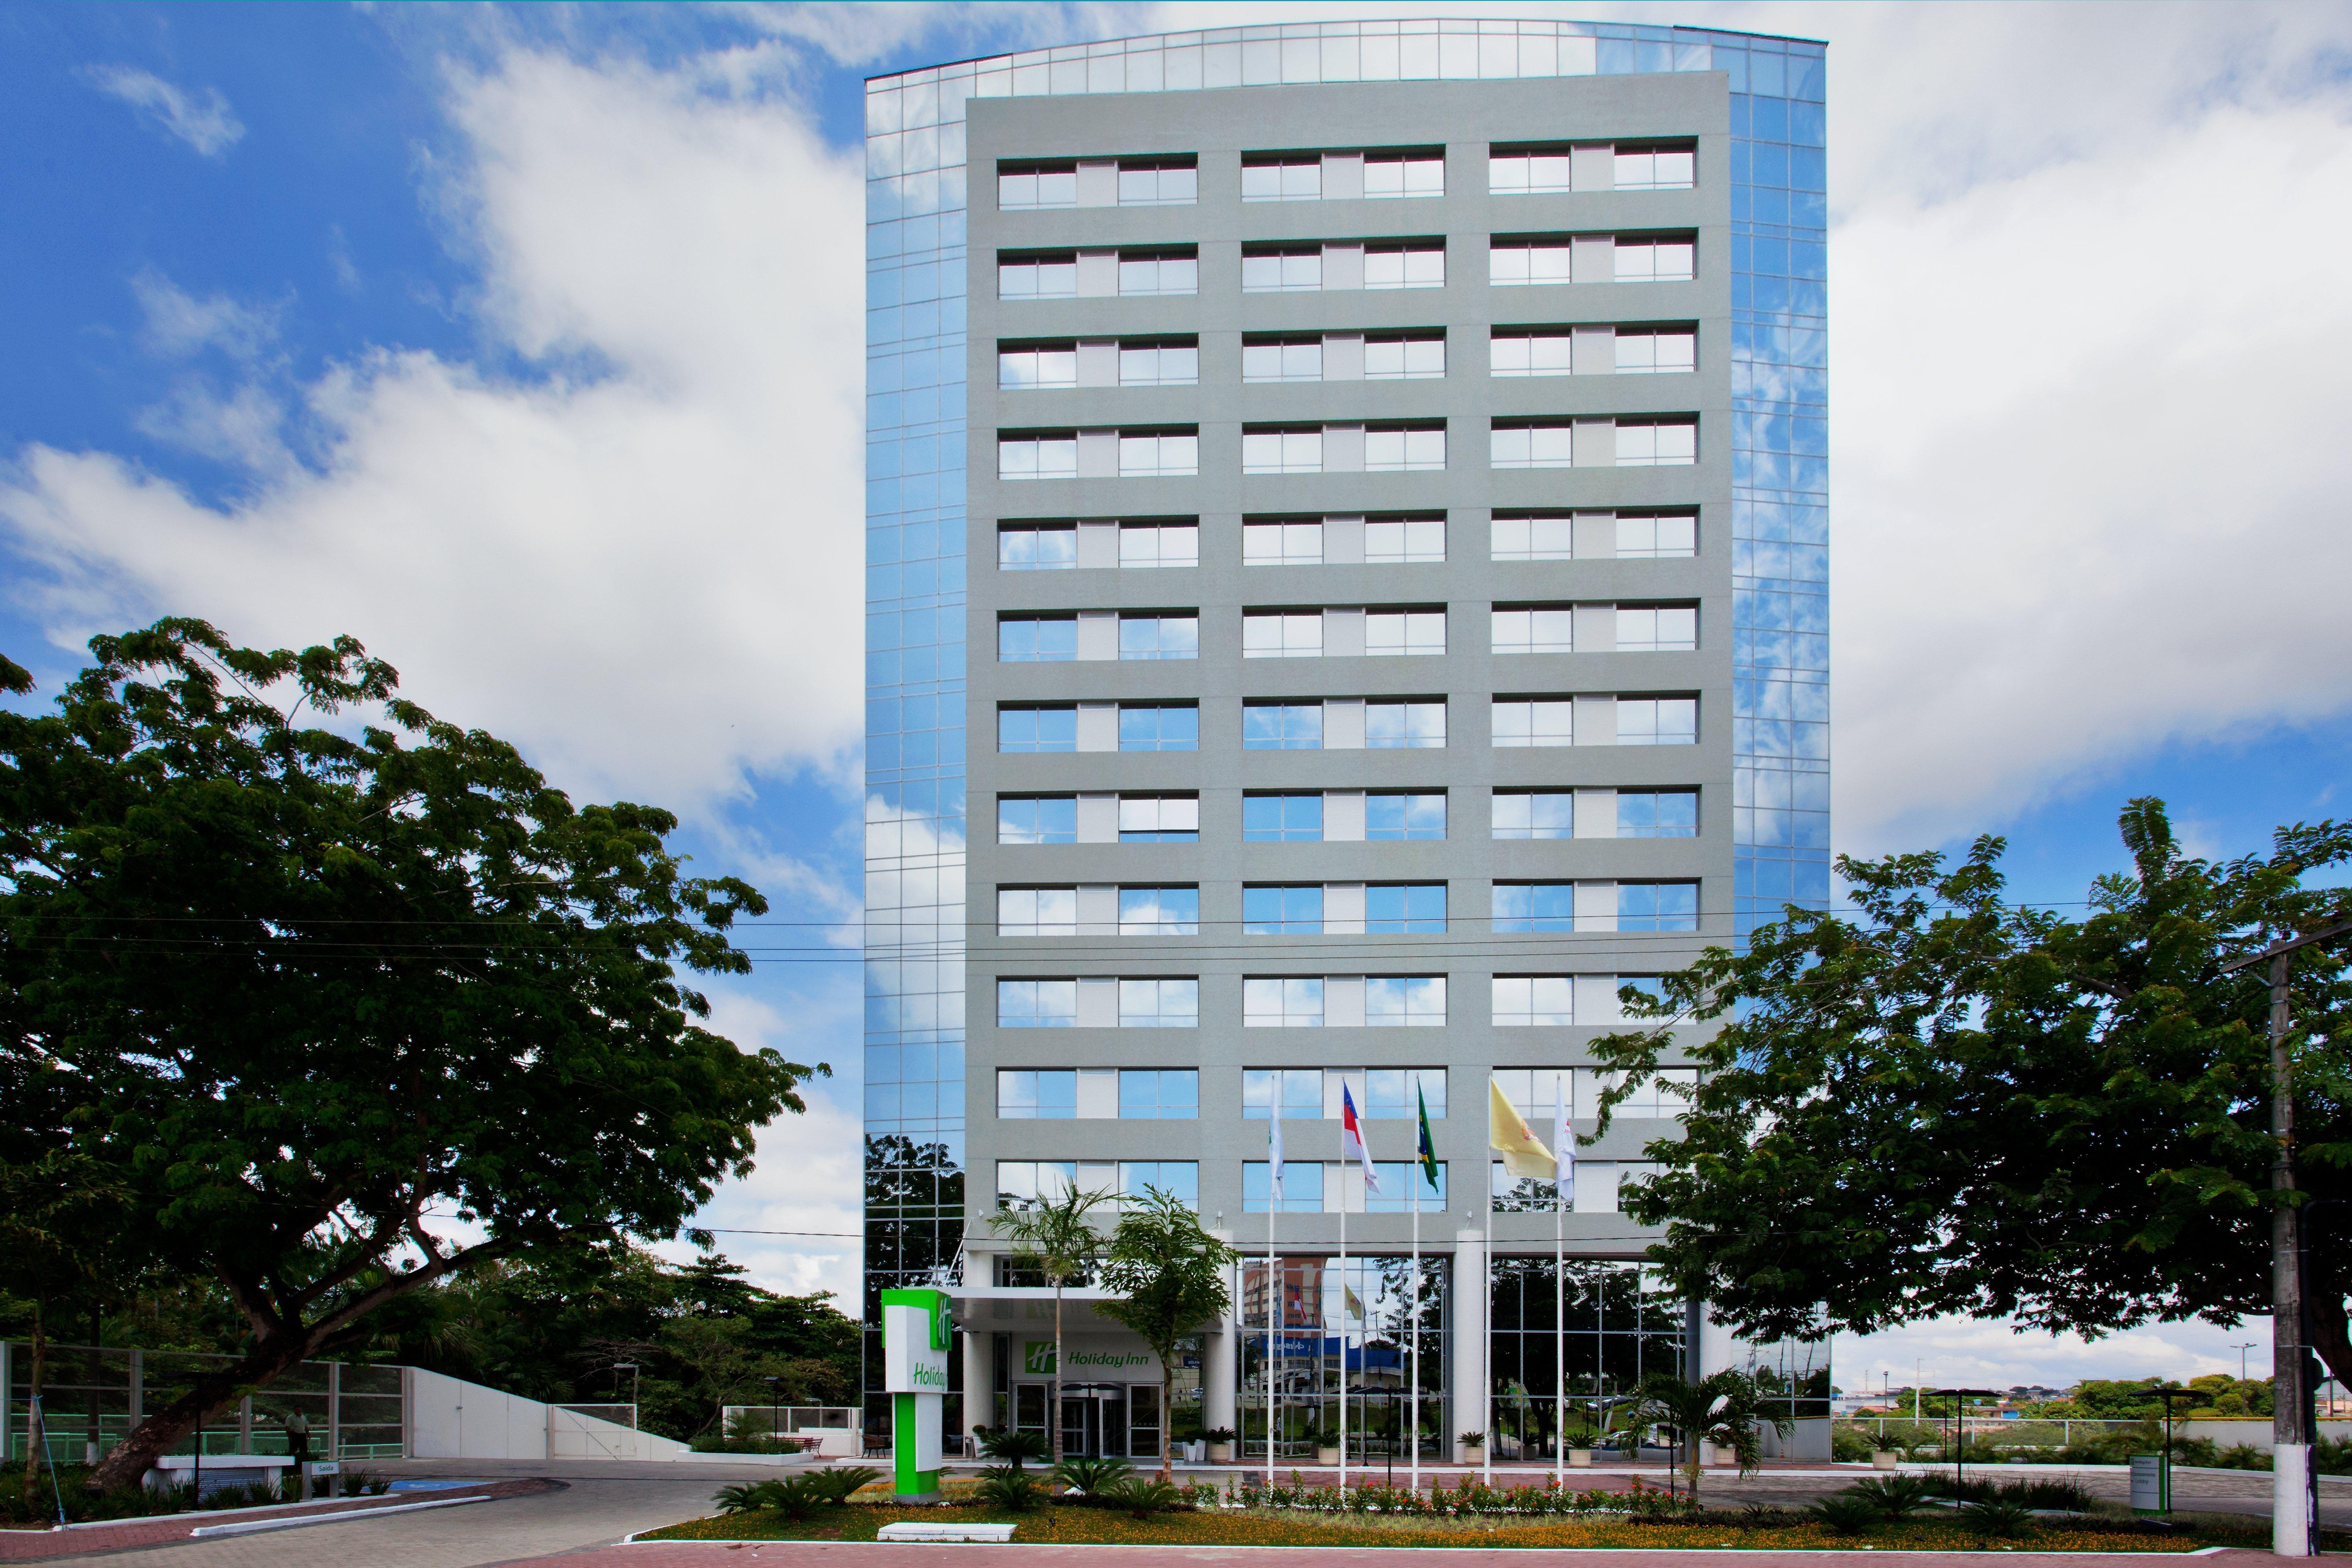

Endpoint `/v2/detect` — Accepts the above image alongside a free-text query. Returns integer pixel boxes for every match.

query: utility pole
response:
[2223,916,2352,1559]
[2232,1342,2258,1384]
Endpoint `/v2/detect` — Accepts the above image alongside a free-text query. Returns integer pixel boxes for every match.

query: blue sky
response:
[6,0,2352,1389]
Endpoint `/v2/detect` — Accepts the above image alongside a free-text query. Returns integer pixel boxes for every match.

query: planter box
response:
[1569,1450,1593,1468]
[1317,1446,1339,1465]
[1208,1443,1232,1464]
[1873,1451,1899,1470]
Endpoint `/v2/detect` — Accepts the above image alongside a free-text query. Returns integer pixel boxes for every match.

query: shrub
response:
[976,1427,1051,1471]
[1849,1475,1932,1518]
[1830,1428,1877,1463]
[1808,1493,1883,1536]
[975,1467,1046,1513]
[1102,1477,1183,1519]
[808,1466,882,1503]
[712,1483,766,1515]
[2001,1477,2094,1511]
[1961,1498,2038,1539]
[1051,1456,1135,1496]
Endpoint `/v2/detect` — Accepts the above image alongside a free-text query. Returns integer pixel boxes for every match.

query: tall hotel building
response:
[863,19,1829,1464]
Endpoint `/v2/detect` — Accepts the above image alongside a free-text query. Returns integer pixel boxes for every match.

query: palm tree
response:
[1615,1368,1792,1500]
[991,1182,1111,1464]
[1096,1185,1239,1478]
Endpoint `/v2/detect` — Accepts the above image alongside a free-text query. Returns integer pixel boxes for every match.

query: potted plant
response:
[1458,1430,1485,1463]
[1316,1420,1339,1466]
[1203,1428,1236,1465]
[1566,1428,1595,1468]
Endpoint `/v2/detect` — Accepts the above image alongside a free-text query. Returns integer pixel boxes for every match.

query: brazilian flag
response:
[1416,1081,1439,1195]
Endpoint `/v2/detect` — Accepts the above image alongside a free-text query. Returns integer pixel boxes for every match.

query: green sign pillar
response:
[880,1287,952,1500]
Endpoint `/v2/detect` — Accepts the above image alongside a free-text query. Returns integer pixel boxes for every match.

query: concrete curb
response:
[186,1494,488,1538]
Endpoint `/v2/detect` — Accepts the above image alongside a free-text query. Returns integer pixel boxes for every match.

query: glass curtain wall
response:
[1486,1260,1688,1463]
[1239,1256,1448,1464]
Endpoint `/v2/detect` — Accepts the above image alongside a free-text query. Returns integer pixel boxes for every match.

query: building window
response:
[998,979,1077,1027]
[1492,698,1574,748]
[1119,703,1198,751]
[1119,250,1199,296]
[1242,1161,1326,1213]
[1241,245,1323,292]
[1243,611,1325,659]
[1617,512,1697,558]
[1490,330,1573,377]
[1364,332,1445,379]
[999,887,1076,935]
[1120,430,1199,477]
[1363,1066,1446,1117]
[1119,978,1199,1027]
[1365,151,1445,198]
[1487,149,1573,196]
[999,254,1077,298]
[1366,609,1445,655]
[995,1161,1078,1206]
[1120,794,1198,842]
[1615,237,1695,283]
[997,1069,1078,1118]
[1614,144,1696,191]
[1366,882,1447,933]
[1489,240,1573,287]
[1365,242,1445,289]
[1119,1069,1199,1119]
[999,434,1078,480]
[1493,883,1577,933]
[1366,978,1448,1027]
[999,795,1078,844]
[1365,424,1446,471]
[1243,884,1325,935]
[1242,428,1323,475]
[1120,521,1199,567]
[1615,418,1697,466]
[1365,1161,1445,1211]
[1243,978,1325,1028]
[1243,1067,1325,1116]
[1118,886,1199,935]
[1617,605,1698,652]
[1365,516,1445,563]
[999,613,1077,662]
[1120,613,1199,661]
[1490,513,1574,561]
[998,162,1077,210]
[1243,337,1323,383]
[1243,703,1324,750]
[1366,792,1446,840]
[1120,1160,1199,1206]
[1619,788,1700,837]
[1120,340,1199,386]
[1000,522,1078,569]
[1244,519,1325,564]
[1492,605,1575,655]
[1492,977,1575,1027]
[1367,700,1446,748]
[1000,706,1077,753]
[1491,421,1574,469]
[1119,157,1197,205]
[1617,697,1699,745]
[1616,328,1696,374]
[1240,154,1323,201]
[1000,343,1078,389]
[1243,793,1324,842]
[1493,789,1573,839]
[1619,881,1700,931]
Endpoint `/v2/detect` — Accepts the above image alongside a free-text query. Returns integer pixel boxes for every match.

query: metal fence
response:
[1837,1416,2162,1451]
[3,1342,403,1465]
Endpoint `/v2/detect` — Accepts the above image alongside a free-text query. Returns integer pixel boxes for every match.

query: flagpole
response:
[1409,1177,1420,1496]
[1482,1168,1494,1488]
[1555,1074,1570,1492]
[1337,1170,1347,1495]
[1267,1117,1279,1489]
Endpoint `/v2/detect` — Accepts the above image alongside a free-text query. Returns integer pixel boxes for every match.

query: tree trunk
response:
[89,1329,315,1492]
[19,1300,43,1510]
[1051,1284,1064,1466]
[1159,1357,1174,1480]
[2307,1260,2352,1393]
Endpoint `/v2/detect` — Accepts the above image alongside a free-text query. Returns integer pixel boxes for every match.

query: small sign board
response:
[303,1461,341,1477]
[2130,1454,2162,1513]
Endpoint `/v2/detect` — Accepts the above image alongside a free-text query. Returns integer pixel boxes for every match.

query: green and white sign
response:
[1023,1341,1156,1376]
[880,1287,951,1498]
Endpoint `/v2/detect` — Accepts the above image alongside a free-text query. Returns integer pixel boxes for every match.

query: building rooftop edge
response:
[865,18,1827,88]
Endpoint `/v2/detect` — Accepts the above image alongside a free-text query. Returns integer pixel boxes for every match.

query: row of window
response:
[998,604,1699,661]
[996,513,1696,569]
[995,417,1699,479]
[996,695,1700,752]
[995,880,1699,938]
[996,236,1694,297]
[996,972,1678,1029]
[998,787,1697,844]
[996,325,1695,388]
[996,1065,1695,1120]
[994,142,1696,210]
[993,1159,1661,1215]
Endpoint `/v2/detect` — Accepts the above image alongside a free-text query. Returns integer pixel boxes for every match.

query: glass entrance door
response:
[1056,1384,1127,1458]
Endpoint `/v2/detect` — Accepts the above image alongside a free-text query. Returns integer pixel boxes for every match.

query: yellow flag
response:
[1488,1078,1555,1181]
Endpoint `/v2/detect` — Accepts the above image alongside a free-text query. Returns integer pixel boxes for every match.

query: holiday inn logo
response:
[1023,1341,1055,1375]
[1024,1342,1153,1375]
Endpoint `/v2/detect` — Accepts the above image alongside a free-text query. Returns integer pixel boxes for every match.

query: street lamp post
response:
[1931,1390,2001,1497]
[2131,1386,2199,1515]
[2233,1343,2259,1385]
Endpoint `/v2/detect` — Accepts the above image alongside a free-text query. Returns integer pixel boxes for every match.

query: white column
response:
[963,1328,995,1443]
[1452,1229,1488,1466]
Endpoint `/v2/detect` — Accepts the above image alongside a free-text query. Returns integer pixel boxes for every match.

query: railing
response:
[4,1342,403,1465]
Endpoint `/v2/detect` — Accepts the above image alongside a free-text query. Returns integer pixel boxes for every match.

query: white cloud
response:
[131,270,282,361]
[6,46,868,816]
[86,65,246,157]
[731,2,1145,68]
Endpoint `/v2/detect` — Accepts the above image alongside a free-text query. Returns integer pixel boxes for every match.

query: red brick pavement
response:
[555,1546,2274,1568]
[0,1478,553,1560]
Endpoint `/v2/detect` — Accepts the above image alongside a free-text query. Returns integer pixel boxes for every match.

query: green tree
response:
[0,622,825,1489]
[990,1181,1110,1464]
[1588,800,2352,1376]
[1095,1185,1240,1478]
[1614,1368,1790,1498]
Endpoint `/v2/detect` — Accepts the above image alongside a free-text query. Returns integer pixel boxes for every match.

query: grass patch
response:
[641,1502,2232,1550]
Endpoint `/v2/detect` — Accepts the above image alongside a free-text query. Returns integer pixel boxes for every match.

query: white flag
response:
[1269,1114,1284,1201]
[1554,1076,1575,1201]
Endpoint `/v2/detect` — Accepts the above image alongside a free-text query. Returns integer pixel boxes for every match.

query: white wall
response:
[405,1366,701,1461]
